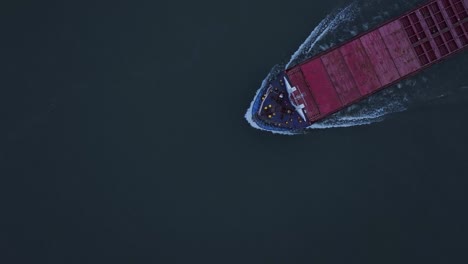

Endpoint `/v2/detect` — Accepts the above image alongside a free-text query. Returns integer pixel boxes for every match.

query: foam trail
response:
[284,1,410,130]
[286,3,358,68]
[308,77,416,129]
[245,0,457,133]
[309,101,407,129]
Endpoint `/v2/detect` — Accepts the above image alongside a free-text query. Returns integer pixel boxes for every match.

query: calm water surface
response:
[1,0,468,263]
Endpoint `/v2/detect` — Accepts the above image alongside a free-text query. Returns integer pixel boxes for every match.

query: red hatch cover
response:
[286,67,320,120]
[300,59,342,116]
[340,39,382,95]
[360,30,401,86]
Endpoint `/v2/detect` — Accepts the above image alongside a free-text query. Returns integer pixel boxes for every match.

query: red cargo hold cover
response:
[360,30,401,86]
[379,21,421,76]
[287,67,320,120]
[284,0,468,124]
[320,49,362,105]
[340,39,382,95]
[300,59,342,116]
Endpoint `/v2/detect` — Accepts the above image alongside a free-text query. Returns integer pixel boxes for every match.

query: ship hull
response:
[285,0,468,125]
[247,0,468,133]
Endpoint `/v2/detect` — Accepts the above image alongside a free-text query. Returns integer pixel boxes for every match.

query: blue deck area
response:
[250,72,310,132]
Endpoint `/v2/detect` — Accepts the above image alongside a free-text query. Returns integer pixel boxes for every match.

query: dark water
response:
[2,0,468,263]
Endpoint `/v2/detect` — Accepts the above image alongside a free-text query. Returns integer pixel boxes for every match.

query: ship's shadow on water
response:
[250,0,468,133]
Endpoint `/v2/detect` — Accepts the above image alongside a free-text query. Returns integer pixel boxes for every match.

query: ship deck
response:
[286,0,468,124]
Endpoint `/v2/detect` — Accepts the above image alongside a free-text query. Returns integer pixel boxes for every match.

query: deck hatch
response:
[299,60,342,116]
[320,50,362,105]
[340,39,382,95]
[401,0,468,65]
[380,21,421,76]
[359,30,401,86]
[440,0,468,24]
[286,67,321,120]
[401,12,439,65]
[455,24,468,45]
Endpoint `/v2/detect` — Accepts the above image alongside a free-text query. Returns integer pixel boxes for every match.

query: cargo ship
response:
[246,0,468,133]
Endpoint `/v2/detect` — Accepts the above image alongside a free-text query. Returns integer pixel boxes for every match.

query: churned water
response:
[248,0,468,131]
[3,0,468,263]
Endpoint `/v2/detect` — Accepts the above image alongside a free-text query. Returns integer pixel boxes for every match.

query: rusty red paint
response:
[380,22,421,76]
[299,59,342,117]
[414,10,442,59]
[320,50,362,104]
[277,0,468,128]
[340,39,382,95]
[287,68,320,119]
[360,30,401,86]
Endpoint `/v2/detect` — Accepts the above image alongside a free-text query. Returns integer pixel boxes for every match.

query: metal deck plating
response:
[248,0,468,133]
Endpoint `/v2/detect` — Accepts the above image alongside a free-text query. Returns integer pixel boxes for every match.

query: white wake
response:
[286,3,359,68]
[245,0,450,133]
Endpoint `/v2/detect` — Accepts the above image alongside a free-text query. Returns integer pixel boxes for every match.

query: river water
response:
[2,0,468,263]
